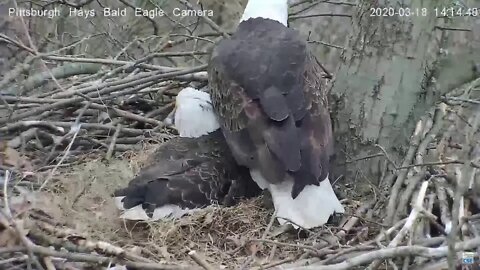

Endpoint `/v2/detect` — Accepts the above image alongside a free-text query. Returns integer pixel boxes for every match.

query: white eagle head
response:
[164,87,220,138]
[241,0,288,26]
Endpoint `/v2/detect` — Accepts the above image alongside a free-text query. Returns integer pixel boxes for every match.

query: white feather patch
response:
[240,0,288,26]
[119,205,150,220]
[114,196,126,210]
[249,169,269,189]
[115,198,198,221]
[174,88,220,138]
[259,174,345,229]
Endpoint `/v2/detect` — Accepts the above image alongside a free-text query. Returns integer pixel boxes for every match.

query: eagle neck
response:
[240,0,288,26]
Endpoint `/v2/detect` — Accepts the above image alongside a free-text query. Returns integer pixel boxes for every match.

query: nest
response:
[0,1,479,267]
[0,74,480,269]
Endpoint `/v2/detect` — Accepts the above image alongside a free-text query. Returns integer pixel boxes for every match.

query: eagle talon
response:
[326,212,344,226]
[260,190,274,209]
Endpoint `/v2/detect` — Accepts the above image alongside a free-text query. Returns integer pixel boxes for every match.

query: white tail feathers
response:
[250,171,344,229]
[114,196,196,221]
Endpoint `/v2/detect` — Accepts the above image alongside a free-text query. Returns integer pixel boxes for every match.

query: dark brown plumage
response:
[208,18,333,199]
[114,129,260,219]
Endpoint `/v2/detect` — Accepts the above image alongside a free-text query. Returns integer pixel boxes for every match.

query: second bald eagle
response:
[208,0,344,229]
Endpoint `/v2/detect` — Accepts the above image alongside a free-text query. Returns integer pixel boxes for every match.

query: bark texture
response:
[329,0,479,204]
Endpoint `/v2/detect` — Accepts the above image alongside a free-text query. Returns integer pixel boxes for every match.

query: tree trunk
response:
[329,0,480,224]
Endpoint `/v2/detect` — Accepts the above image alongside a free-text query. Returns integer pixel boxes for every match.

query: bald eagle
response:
[208,0,344,228]
[114,87,260,221]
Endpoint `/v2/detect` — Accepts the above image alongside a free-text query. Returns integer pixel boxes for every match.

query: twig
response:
[288,237,480,270]
[368,181,430,269]
[375,144,399,169]
[42,257,56,270]
[395,172,427,220]
[262,209,278,240]
[43,55,193,72]
[3,170,13,219]
[385,116,426,224]
[250,239,322,256]
[435,26,472,32]
[252,257,295,269]
[19,244,198,270]
[290,1,321,16]
[308,40,345,50]
[88,102,164,127]
[375,218,408,244]
[239,211,278,270]
[337,200,375,239]
[396,160,465,170]
[343,153,384,164]
[2,121,151,137]
[0,255,29,265]
[1,170,44,270]
[433,177,452,231]
[33,220,152,263]
[322,245,377,264]
[321,1,356,7]
[106,124,122,160]
[442,96,480,105]
[39,123,81,190]
[0,66,207,125]
[447,110,480,269]
[176,0,229,38]
[289,12,352,20]
[391,181,429,246]
[188,250,216,270]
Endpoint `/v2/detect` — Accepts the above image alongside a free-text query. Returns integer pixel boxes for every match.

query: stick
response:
[337,200,375,239]
[448,111,480,269]
[24,244,197,270]
[368,181,430,269]
[287,237,480,270]
[188,250,216,270]
[106,124,122,160]
[385,116,425,224]
[289,12,352,20]
[1,170,45,270]
[392,181,430,246]
[176,0,229,38]
[433,177,452,231]
[39,123,81,190]
[2,121,150,136]
[0,65,207,125]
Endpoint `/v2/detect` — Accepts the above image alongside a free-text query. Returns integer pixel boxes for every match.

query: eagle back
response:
[208,18,333,198]
[115,130,246,212]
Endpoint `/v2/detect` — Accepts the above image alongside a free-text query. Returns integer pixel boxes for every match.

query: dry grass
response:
[39,140,356,268]
[143,198,271,266]
[42,145,261,266]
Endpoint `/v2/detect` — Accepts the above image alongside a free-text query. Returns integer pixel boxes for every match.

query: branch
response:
[287,237,480,270]
[289,12,352,20]
[176,0,229,38]
[188,250,216,270]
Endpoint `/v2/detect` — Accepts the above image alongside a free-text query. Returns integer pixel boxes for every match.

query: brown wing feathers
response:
[114,130,259,218]
[209,18,333,198]
[114,159,224,215]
